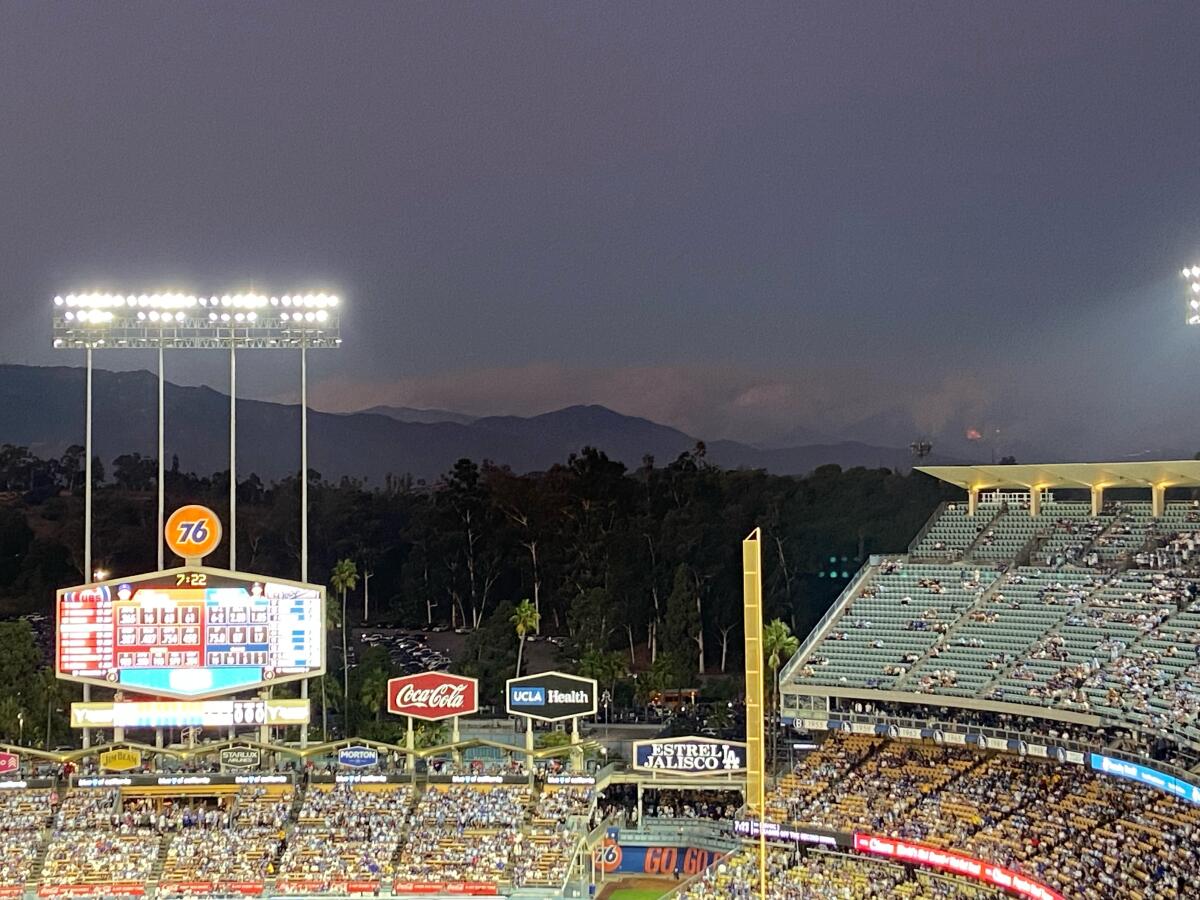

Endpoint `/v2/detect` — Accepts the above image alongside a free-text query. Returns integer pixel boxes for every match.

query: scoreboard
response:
[57,567,324,699]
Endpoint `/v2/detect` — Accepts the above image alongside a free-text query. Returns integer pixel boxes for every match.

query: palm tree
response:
[510,598,540,677]
[330,559,360,730]
[763,618,798,783]
[360,667,389,724]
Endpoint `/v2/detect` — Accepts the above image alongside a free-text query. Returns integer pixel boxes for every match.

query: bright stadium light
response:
[51,291,341,348]
[1184,267,1200,325]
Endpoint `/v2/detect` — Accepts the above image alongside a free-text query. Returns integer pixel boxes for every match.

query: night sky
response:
[4,2,1200,461]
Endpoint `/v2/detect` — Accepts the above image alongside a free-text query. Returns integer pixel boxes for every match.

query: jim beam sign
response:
[505,670,597,722]
[632,736,748,774]
[387,672,478,721]
[99,748,142,772]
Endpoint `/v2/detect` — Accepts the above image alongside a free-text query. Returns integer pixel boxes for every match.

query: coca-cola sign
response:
[387,672,478,721]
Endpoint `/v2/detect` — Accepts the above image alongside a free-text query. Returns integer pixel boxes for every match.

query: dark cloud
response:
[2,2,1200,460]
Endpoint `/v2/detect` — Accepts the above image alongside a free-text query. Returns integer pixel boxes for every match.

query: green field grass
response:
[609,891,669,900]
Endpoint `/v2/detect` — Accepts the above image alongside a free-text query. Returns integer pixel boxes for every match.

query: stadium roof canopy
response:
[916,461,1200,491]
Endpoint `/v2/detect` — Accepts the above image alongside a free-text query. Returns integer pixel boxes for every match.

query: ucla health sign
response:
[1090,753,1200,806]
[633,736,747,774]
[505,671,597,722]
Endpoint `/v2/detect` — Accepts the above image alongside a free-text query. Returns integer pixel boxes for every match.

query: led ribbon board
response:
[57,567,324,699]
[71,698,311,729]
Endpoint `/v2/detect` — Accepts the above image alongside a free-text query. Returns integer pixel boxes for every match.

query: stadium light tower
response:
[53,291,341,748]
[1182,266,1200,325]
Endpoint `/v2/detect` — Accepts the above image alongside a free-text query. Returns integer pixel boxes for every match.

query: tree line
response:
[0,441,956,742]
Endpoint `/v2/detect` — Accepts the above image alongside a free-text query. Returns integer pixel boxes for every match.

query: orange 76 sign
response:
[164,505,223,561]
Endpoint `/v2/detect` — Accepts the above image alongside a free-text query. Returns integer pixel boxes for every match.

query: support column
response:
[524,717,535,774]
[83,346,93,751]
[300,679,308,749]
[229,340,237,571]
[1152,484,1166,519]
[158,343,165,571]
[967,487,979,517]
[300,338,308,581]
[570,716,582,772]
[1029,486,1042,517]
[1091,486,1105,517]
[258,689,269,744]
[300,338,309,747]
[451,716,461,767]
[406,716,416,775]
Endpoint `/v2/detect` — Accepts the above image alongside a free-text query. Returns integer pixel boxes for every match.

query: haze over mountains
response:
[0,365,946,483]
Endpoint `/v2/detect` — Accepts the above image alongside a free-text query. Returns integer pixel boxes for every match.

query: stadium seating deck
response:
[774,733,1196,900]
[786,498,1200,753]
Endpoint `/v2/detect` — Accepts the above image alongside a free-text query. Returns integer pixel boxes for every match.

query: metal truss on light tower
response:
[1181,266,1200,326]
[52,292,341,348]
[51,290,341,749]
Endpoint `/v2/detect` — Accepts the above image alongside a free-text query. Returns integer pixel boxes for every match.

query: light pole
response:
[52,291,342,750]
[363,570,373,622]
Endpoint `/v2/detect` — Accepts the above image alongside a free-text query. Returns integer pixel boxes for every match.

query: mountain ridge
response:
[0,364,942,482]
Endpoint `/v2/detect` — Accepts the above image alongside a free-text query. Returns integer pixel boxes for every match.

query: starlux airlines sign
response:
[633,736,748,774]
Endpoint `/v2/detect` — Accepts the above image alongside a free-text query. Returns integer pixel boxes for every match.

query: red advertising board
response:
[0,887,24,898]
[0,752,18,775]
[39,885,146,898]
[387,672,479,721]
[160,883,263,896]
[392,883,497,896]
[853,834,1063,900]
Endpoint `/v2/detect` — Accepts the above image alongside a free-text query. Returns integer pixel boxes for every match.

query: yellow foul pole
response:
[742,527,766,900]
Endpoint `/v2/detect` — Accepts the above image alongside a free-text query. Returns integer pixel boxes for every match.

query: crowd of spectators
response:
[159,787,292,885]
[775,733,1200,899]
[278,784,413,882]
[682,848,1000,900]
[0,788,51,886]
[43,790,160,886]
[394,786,528,885]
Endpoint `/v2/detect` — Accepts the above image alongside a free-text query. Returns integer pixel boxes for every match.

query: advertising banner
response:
[387,672,478,721]
[853,834,1063,900]
[219,746,262,769]
[99,749,141,772]
[593,844,720,876]
[75,774,291,788]
[71,699,309,729]
[390,883,498,896]
[0,752,18,775]
[338,745,379,768]
[159,884,263,897]
[632,736,747,774]
[733,820,845,847]
[546,774,596,785]
[505,671,597,721]
[1090,753,1200,806]
[39,885,146,897]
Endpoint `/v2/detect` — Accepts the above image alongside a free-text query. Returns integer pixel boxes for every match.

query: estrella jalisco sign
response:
[632,736,748,774]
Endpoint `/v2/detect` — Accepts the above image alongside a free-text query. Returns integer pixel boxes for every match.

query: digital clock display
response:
[57,568,324,699]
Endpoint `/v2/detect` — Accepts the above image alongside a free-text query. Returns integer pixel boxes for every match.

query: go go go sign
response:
[165,505,223,561]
